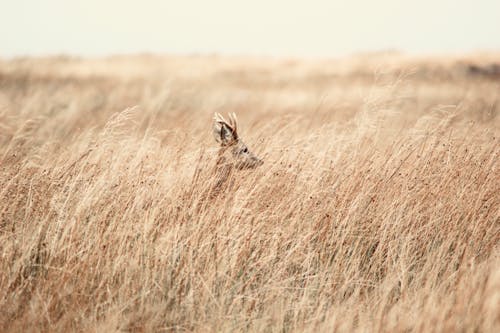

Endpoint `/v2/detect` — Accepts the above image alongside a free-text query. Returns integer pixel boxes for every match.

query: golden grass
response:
[0,54,499,332]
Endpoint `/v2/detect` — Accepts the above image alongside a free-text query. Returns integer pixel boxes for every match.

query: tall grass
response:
[0,55,499,332]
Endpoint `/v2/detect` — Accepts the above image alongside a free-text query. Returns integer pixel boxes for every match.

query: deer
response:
[208,112,263,199]
[185,113,263,215]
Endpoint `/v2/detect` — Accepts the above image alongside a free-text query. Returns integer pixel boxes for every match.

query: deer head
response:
[213,112,263,169]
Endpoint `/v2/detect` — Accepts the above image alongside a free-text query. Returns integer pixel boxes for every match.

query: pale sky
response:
[1,0,499,57]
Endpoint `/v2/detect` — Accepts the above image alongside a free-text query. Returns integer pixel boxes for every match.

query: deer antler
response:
[228,112,238,134]
[214,112,238,139]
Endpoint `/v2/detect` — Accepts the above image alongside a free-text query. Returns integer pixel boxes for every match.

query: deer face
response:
[230,139,263,169]
[213,113,263,169]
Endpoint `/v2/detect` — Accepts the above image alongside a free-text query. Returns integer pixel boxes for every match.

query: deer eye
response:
[242,147,248,153]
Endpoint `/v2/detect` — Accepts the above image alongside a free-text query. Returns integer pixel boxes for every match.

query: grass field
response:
[0,53,499,332]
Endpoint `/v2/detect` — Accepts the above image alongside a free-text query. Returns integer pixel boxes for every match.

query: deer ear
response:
[213,114,237,145]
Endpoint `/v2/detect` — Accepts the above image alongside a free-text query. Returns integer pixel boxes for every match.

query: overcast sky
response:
[1,0,499,57]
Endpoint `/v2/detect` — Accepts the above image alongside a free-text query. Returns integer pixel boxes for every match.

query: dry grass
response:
[0,53,499,332]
